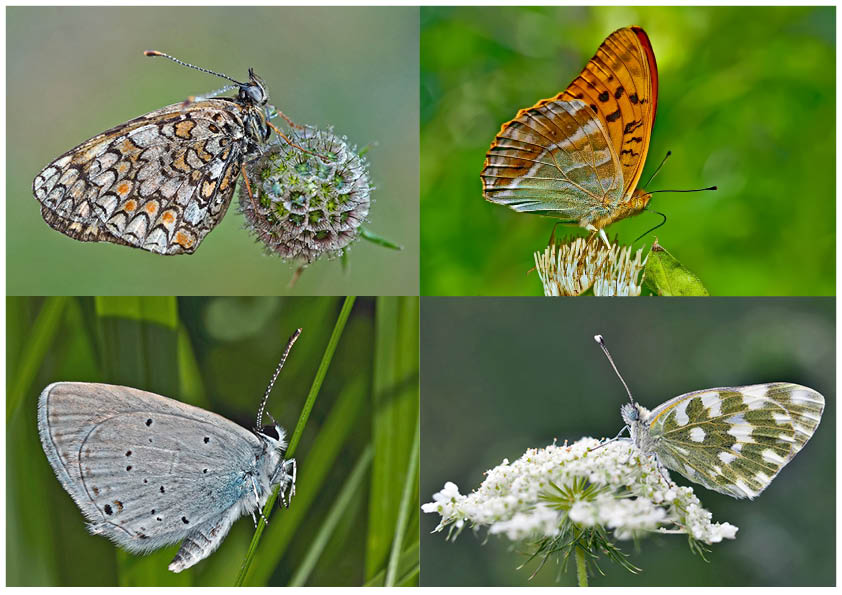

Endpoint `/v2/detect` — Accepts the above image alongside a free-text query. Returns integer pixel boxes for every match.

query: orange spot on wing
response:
[175,231,194,248]
[145,202,158,215]
[162,211,175,224]
[124,200,137,212]
[116,182,131,196]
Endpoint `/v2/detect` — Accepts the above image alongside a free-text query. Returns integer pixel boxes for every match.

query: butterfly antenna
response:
[643,150,671,188]
[634,210,667,243]
[144,50,246,86]
[593,335,635,405]
[649,186,717,194]
[256,328,302,430]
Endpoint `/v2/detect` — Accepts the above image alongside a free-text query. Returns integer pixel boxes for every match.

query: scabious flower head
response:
[239,126,372,265]
[423,438,738,576]
[534,236,646,296]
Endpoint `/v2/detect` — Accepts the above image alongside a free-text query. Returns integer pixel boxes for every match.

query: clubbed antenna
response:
[256,328,302,429]
[593,335,636,405]
[144,50,245,86]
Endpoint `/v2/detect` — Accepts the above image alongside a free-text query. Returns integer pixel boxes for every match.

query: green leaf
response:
[7,296,68,420]
[644,240,710,296]
[359,226,403,251]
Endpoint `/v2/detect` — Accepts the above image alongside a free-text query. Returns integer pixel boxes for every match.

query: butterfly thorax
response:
[234,70,272,159]
[588,189,652,230]
[621,402,658,456]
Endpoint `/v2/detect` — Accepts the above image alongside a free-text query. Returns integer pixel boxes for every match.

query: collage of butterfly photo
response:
[3,2,836,590]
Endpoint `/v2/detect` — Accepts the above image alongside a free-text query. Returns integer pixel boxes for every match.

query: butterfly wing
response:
[38,382,261,553]
[647,383,824,499]
[482,26,657,224]
[559,26,658,199]
[481,98,623,222]
[33,99,245,255]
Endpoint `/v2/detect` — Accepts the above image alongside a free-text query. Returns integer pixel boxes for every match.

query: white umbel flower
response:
[423,438,738,545]
[534,236,646,296]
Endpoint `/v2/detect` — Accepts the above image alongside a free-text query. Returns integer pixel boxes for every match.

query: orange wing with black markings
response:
[482,26,658,231]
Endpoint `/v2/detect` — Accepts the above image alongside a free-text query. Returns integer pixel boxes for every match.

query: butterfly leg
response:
[267,105,305,130]
[587,426,629,452]
[251,476,270,526]
[277,459,297,509]
[266,121,327,161]
[654,459,673,488]
[240,164,260,215]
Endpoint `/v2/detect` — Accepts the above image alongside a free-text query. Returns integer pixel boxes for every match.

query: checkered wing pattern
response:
[33,99,249,255]
[647,383,824,499]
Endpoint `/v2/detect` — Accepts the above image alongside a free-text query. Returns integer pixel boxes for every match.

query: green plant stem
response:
[286,295,356,459]
[234,296,356,586]
[385,417,420,586]
[576,546,588,587]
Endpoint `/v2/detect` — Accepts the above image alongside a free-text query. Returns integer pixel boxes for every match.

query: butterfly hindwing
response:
[482,99,623,219]
[38,382,262,552]
[647,383,824,499]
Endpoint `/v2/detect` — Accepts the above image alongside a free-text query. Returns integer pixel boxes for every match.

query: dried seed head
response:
[239,126,372,265]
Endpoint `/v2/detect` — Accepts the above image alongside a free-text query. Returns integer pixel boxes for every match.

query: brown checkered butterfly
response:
[32,51,306,255]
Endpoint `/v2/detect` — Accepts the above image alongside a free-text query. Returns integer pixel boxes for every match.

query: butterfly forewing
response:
[558,26,657,196]
[648,383,824,499]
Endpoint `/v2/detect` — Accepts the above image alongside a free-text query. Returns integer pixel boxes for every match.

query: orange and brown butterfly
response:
[32,51,309,255]
[481,26,659,247]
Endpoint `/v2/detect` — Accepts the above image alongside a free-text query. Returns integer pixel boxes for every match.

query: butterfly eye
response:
[258,425,280,441]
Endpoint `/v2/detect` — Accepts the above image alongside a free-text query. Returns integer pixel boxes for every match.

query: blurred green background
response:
[8,7,418,295]
[420,298,834,586]
[420,6,835,296]
[8,296,419,586]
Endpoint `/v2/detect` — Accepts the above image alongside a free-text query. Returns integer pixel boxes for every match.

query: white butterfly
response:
[595,335,824,499]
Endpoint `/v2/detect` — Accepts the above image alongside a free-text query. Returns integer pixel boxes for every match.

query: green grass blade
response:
[288,446,374,586]
[235,296,358,586]
[397,565,421,586]
[366,296,419,579]
[7,296,68,419]
[363,543,420,587]
[236,374,366,586]
[385,417,420,586]
[287,295,356,458]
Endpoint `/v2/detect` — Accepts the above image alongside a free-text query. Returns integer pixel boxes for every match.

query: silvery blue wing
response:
[37,382,296,572]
